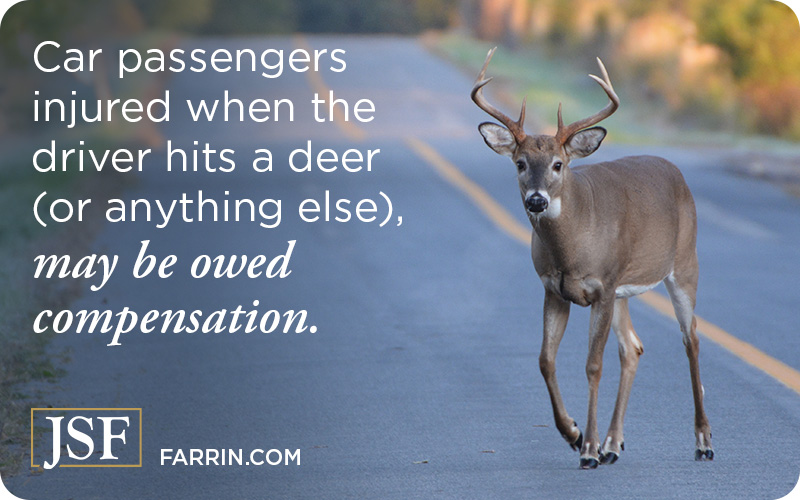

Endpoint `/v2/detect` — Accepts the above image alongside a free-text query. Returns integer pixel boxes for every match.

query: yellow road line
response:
[638,291,800,394]
[295,35,366,142]
[406,136,800,396]
[406,137,529,243]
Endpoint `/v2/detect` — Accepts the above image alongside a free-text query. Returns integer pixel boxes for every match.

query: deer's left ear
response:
[478,122,516,158]
[565,126,606,159]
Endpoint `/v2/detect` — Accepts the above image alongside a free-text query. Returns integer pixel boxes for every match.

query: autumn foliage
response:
[462,0,800,138]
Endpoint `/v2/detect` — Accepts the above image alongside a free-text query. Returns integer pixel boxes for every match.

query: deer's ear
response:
[565,126,606,159]
[479,122,516,158]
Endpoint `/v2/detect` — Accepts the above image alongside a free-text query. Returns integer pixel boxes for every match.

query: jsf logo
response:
[31,408,142,469]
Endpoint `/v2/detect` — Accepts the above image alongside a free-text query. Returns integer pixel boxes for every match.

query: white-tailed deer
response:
[472,48,713,469]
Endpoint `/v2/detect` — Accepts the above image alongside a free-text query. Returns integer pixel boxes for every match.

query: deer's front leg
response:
[539,290,581,451]
[580,296,615,469]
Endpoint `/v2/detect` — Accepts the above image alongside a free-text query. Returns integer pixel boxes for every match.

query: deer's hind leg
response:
[664,255,714,461]
[599,298,643,465]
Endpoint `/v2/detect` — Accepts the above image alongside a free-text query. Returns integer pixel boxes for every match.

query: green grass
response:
[0,137,128,476]
[0,161,72,475]
[0,28,172,477]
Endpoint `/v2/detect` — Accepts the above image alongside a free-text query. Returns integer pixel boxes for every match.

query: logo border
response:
[30,408,143,468]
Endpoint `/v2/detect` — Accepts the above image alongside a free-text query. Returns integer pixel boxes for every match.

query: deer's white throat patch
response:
[543,197,561,218]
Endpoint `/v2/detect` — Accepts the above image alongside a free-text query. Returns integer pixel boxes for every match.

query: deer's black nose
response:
[525,194,548,213]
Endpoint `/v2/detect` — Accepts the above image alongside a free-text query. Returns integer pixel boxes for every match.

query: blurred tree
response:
[462,0,527,41]
[548,0,575,45]
[0,0,212,135]
[0,0,101,64]
[464,0,800,138]
[202,0,456,35]
[415,0,457,29]
[296,0,416,34]
[133,0,213,31]
[203,0,296,35]
[693,0,800,81]
[692,0,800,136]
[348,0,416,33]
[1,0,214,64]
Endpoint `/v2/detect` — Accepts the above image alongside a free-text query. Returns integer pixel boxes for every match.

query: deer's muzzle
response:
[526,193,549,213]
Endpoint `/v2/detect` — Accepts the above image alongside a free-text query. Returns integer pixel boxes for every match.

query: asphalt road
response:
[6,35,800,499]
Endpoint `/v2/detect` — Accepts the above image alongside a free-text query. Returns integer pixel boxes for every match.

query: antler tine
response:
[557,102,563,129]
[592,57,613,90]
[555,57,619,145]
[471,47,527,143]
[476,46,496,83]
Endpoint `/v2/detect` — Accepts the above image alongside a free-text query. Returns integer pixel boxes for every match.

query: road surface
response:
[6,35,800,499]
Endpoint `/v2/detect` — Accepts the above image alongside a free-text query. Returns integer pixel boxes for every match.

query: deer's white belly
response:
[615,282,660,298]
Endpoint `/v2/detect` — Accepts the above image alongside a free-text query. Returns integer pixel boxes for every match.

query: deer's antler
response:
[555,57,619,146]
[471,47,527,144]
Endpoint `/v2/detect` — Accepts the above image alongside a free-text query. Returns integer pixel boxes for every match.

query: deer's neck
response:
[530,171,595,265]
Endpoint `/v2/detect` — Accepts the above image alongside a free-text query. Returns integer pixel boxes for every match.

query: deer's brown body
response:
[472,49,713,468]
[532,155,695,308]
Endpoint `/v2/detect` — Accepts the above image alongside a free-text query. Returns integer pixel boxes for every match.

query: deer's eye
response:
[516,160,525,172]
[553,161,563,172]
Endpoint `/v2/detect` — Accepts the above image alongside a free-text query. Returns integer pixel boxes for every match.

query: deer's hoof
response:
[695,448,714,461]
[599,451,618,465]
[579,457,599,469]
[569,430,583,452]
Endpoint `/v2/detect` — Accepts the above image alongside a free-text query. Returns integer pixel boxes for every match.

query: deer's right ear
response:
[479,122,516,158]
